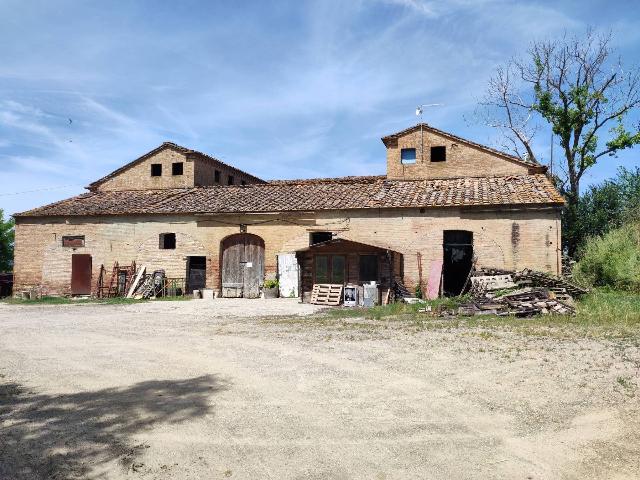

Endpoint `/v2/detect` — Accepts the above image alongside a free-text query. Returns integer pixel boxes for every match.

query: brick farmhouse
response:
[12,124,564,301]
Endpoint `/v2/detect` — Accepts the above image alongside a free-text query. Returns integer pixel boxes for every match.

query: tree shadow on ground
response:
[0,375,226,479]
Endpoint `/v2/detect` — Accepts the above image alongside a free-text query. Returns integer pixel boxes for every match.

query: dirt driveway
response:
[0,299,638,479]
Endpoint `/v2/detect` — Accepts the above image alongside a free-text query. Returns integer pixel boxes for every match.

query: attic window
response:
[151,164,162,176]
[431,146,446,162]
[159,233,176,250]
[214,170,220,183]
[172,162,184,176]
[62,235,85,248]
[310,231,333,245]
[228,175,234,185]
[401,148,416,164]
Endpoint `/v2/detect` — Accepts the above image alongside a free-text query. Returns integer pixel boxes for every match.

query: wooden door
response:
[221,234,265,298]
[71,254,92,295]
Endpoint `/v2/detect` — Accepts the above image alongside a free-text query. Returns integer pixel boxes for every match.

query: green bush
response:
[263,279,279,289]
[573,223,640,291]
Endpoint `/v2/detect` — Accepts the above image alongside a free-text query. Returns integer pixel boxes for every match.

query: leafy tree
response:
[479,30,640,252]
[564,167,640,255]
[0,209,15,272]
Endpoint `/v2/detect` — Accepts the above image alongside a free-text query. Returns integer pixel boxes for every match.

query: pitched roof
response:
[15,174,564,218]
[381,123,544,169]
[87,142,265,190]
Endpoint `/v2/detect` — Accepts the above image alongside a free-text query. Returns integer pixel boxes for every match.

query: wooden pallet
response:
[310,284,344,306]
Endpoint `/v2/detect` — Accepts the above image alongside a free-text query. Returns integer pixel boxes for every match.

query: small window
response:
[401,148,416,164]
[431,146,446,162]
[62,235,85,248]
[172,162,184,175]
[159,233,176,250]
[241,180,246,186]
[359,255,378,282]
[151,163,162,176]
[228,175,234,185]
[310,232,333,245]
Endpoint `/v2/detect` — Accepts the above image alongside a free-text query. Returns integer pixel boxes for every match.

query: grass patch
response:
[325,296,469,321]
[300,289,640,339]
[1,295,192,305]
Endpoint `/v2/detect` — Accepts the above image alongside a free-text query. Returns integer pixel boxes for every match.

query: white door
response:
[277,253,299,298]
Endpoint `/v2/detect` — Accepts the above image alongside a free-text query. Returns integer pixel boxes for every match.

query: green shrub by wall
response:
[574,223,640,292]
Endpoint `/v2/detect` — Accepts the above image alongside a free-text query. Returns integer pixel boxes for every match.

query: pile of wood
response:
[445,268,589,318]
[455,287,575,317]
[129,268,167,299]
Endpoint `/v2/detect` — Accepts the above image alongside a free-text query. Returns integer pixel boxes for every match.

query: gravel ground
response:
[0,298,638,480]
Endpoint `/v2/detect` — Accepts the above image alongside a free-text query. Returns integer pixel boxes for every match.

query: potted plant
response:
[263,279,279,298]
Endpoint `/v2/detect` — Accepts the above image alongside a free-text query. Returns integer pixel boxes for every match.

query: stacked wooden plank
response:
[310,284,344,306]
[453,288,575,317]
[442,267,588,318]
[515,269,589,297]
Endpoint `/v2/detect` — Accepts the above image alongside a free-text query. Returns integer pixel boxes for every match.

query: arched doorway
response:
[221,233,265,298]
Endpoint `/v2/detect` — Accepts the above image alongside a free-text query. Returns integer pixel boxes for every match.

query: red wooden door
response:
[221,234,264,298]
[71,254,92,295]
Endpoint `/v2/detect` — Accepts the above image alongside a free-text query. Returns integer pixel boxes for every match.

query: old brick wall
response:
[386,128,531,180]
[193,158,261,186]
[13,207,561,296]
[95,148,262,192]
[96,149,195,191]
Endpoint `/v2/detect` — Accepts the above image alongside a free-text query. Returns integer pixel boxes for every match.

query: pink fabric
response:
[425,260,443,299]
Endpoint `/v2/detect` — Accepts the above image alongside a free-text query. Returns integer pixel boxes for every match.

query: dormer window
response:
[401,148,416,164]
[431,146,446,162]
[151,164,162,176]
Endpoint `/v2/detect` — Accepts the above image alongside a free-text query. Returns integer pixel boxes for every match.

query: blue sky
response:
[1,0,639,215]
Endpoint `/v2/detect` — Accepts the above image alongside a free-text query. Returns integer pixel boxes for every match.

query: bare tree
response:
[479,29,640,206]
[478,62,540,163]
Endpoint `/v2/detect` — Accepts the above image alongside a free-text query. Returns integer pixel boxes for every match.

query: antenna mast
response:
[416,103,443,162]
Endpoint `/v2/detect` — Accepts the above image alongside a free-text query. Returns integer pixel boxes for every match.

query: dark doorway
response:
[187,256,207,294]
[221,234,265,298]
[442,230,473,296]
[71,254,92,295]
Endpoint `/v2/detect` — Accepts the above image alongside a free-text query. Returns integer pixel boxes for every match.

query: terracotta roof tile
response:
[15,174,564,218]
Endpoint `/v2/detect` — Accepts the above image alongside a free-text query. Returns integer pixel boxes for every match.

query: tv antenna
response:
[415,103,443,119]
[415,103,443,162]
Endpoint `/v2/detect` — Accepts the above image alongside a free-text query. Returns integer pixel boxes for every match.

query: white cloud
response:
[0,0,636,216]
